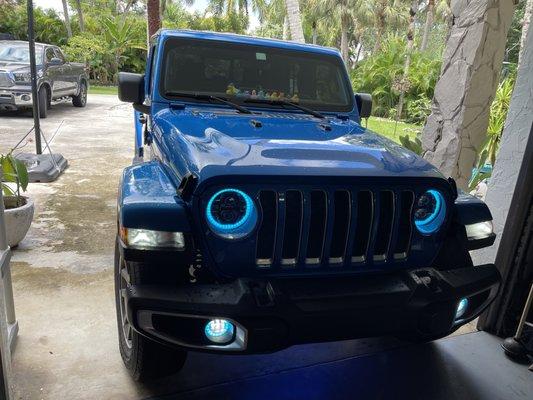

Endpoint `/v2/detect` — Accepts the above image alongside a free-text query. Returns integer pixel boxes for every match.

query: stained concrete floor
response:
[0,95,478,399]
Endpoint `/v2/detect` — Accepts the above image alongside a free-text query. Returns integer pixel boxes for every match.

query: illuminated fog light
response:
[465,221,493,240]
[206,188,257,239]
[414,189,447,235]
[204,319,235,344]
[120,227,185,250]
[455,298,469,320]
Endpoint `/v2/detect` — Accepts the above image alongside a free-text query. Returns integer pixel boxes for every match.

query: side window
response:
[148,45,157,95]
[45,48,55,63]
[53,48,65,63]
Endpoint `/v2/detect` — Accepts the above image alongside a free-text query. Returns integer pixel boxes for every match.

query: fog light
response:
[455,298,469,320]
[204,319,235,344]
[21,94,30,101]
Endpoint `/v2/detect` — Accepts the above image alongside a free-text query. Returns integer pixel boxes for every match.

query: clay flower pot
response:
[3,196,34,247]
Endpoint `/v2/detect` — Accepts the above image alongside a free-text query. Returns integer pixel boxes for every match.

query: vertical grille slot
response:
[329,190,351,263]
[281,191,303,265]
[393,191,415,259]
[351,191,373,263]
[306,190,327,264]
[373,191,395,261]
[256,190,277,267]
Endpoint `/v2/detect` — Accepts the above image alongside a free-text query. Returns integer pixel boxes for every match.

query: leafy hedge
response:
[351,36,441,124]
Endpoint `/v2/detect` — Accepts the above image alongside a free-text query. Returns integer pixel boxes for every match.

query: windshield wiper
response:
[164,91,252,114]
[244,98,325,119]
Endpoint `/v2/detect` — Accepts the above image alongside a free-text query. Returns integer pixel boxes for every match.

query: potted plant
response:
[1,152,34,247]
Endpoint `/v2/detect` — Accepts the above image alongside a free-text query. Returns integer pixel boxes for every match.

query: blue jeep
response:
[116,30,500,381]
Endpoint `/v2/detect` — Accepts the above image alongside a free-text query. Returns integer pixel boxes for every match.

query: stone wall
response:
[421,0,516,189]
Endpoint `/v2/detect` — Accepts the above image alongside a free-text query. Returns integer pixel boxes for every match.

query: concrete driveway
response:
[0,95,477,399]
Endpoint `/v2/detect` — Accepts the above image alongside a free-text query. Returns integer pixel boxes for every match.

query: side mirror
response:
[355,93,372,119]
[118,72,145,104]
[49,57,63,65]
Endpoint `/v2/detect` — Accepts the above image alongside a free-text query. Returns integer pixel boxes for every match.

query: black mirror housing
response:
[355,93,372,119]
[49,57,63,65]
[118,72,145,104]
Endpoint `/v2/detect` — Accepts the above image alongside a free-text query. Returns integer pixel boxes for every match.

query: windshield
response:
[161,38,353,113]
[0,43,43,64]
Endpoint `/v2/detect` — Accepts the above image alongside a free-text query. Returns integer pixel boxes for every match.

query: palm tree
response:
[372,0,406,52]
[308,0,366,65]
[396,0,418,119]
[147,0,161,37]
[61,0,72,38]
[420,0,434,51]
[75,0,85,32]
[420,0,451,51]
[284,0,305,42]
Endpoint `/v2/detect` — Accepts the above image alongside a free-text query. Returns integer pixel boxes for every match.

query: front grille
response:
[0,71,14,88]
[255,189,415,270]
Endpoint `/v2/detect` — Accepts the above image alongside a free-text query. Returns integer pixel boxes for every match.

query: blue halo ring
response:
[414,189,446,235]
[206,188,257,238]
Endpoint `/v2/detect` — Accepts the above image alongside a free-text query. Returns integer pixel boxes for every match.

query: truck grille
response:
[0,71,14,88]
[255,189,415,269]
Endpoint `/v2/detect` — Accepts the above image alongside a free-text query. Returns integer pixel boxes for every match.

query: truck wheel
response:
[114,239,187,382]
[72,81,87,107]
[37,87,48,119]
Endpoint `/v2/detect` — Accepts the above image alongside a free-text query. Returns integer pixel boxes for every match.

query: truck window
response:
[53,48,66,63]
[160,38,353,113]
[45,47,55,63]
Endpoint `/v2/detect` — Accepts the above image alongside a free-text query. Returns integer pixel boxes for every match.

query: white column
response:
[473,21,533,265]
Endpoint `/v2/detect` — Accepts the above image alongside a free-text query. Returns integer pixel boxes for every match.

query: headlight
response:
[13,72,31,83]
[414,189,446,234]
[206,188,257,239]
[120,227,185,250]
[465,221,493,240]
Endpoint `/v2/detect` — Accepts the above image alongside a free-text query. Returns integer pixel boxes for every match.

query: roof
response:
[0,40,47,47]
[156,30,341,57]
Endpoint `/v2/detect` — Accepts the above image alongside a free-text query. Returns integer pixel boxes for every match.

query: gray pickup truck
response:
[0,40,88,118]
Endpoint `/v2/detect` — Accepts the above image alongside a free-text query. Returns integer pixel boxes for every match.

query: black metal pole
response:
[26,0,42,155]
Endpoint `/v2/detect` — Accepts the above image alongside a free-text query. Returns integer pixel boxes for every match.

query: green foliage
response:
[351,36,441,120]
[1,152,29,207]
[399,134,423,155]
[469,74,516,190]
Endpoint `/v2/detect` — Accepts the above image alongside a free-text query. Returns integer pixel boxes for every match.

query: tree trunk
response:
[75,0,84,32]
[284,0,305,43]
[312,21,317,45]
[62,0,72,38]
[160,0,167,21]
[373,0,387,53]
[420,0,435,51]
[147,0,161,38]
[340,23,349,66]
[397,1,418,120]
[283,15,290,40]
[421,0,516,189]
[518,0,533,66]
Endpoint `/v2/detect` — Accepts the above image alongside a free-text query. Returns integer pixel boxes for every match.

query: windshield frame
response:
[0,42,44,64]
[158,37,355,114]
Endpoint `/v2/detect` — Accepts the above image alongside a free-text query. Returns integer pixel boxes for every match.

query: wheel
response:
[114,239,187,382]
[37,86,48,118]
[72,81,87,107]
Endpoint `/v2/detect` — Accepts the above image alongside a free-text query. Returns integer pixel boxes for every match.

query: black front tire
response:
[114,239,187,382]
[37,86,48,119]
[72,81,87,107]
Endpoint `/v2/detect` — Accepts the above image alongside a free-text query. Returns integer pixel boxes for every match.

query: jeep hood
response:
[152,107,445,188]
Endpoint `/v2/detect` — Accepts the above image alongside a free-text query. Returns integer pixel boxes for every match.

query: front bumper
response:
[125,264,501,353]
[0,88,32,110]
